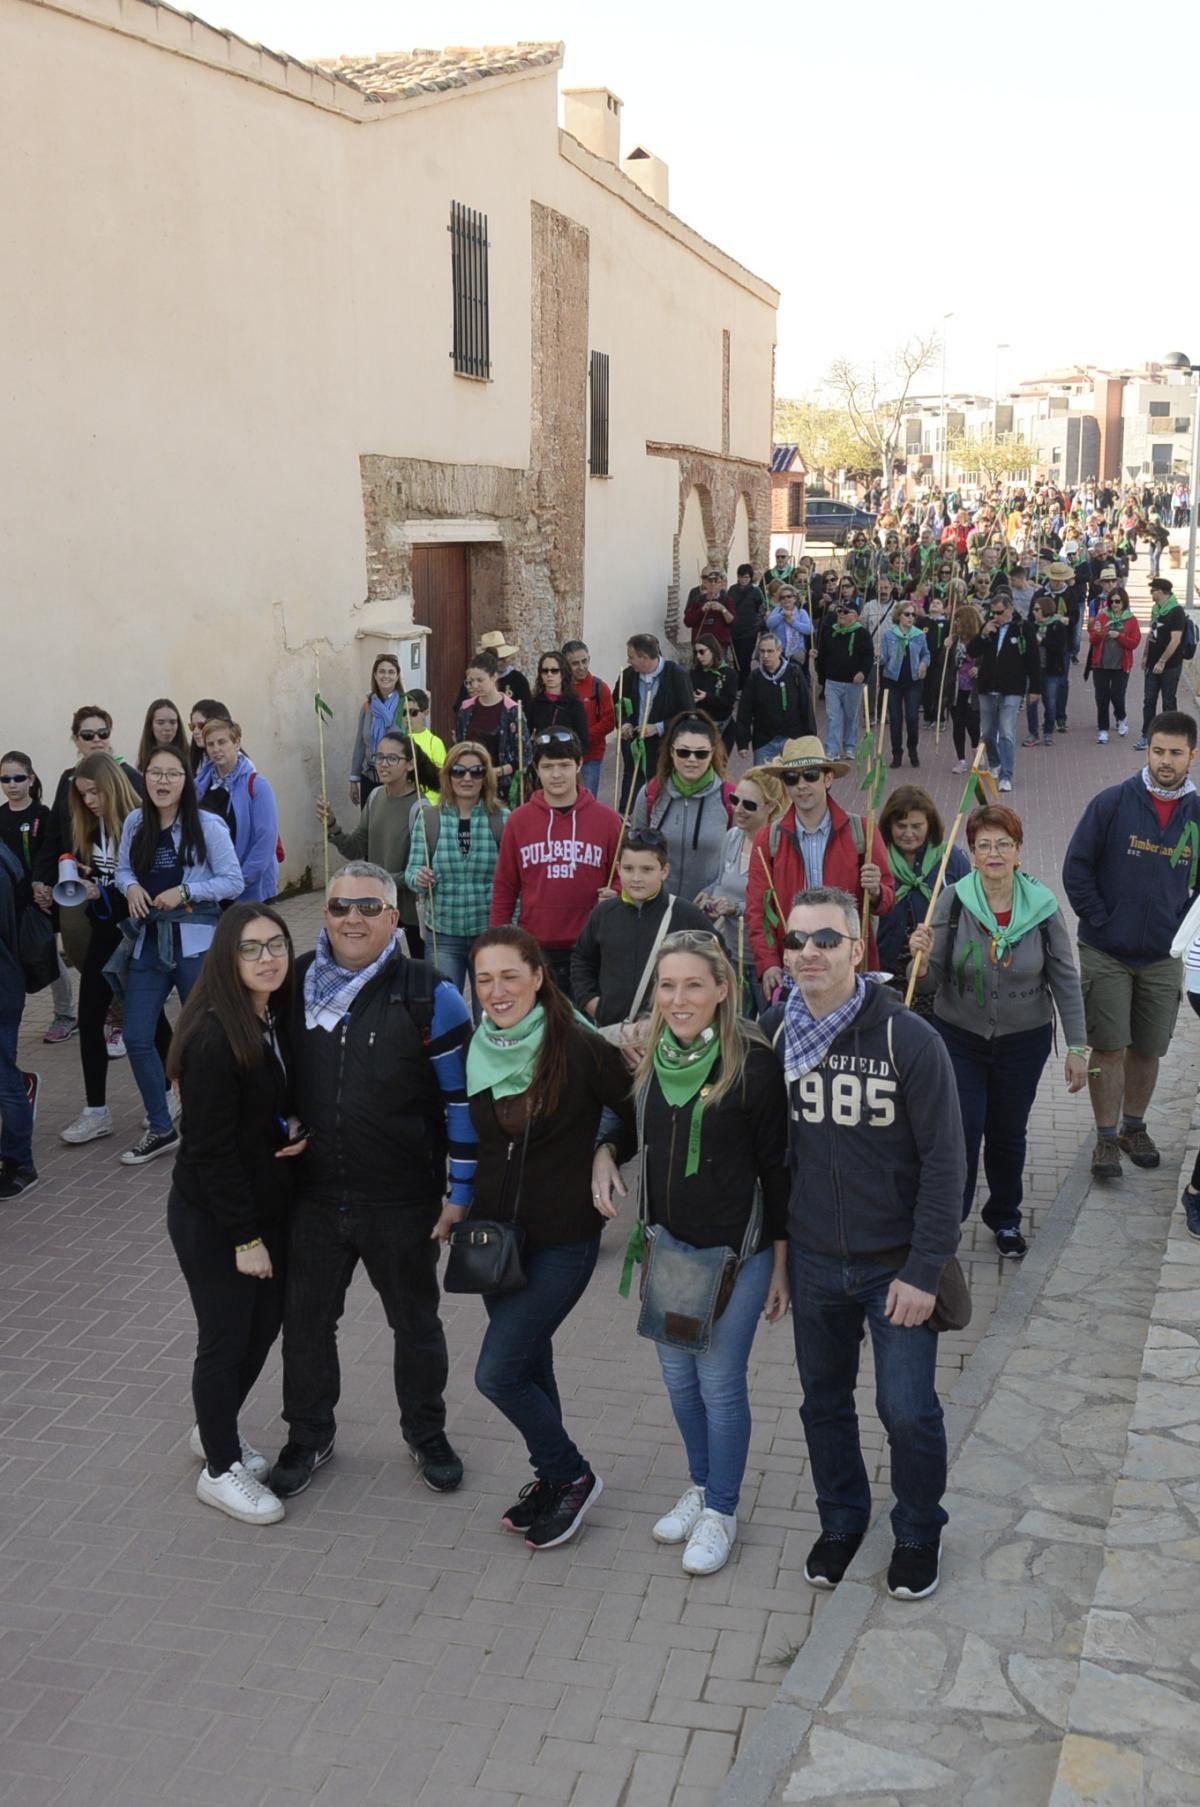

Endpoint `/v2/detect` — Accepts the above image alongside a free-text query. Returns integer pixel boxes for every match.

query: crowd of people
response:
[2,477,1198,1603]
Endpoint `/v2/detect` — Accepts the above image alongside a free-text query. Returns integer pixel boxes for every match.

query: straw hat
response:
[762,735,850,781]
[478,630,518,660]
[1045,561,1074,583]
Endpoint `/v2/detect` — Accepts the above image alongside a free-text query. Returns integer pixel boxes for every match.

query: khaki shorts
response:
[1078,942,1181,1059]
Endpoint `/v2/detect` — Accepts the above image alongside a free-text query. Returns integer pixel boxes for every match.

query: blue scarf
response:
[781,974,884,1081]
[303,929,398,1031]
[367,692,401,761]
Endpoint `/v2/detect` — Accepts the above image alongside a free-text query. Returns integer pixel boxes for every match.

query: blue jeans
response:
[752,735,787,765]
[1026,671,1064,740]
[978,692,1021,783]
[124,933,205,1132]
[655,1247,772,1515]
[580,757,603,798]
[475,1236,600,1485]
[824,679,862,757]
[0,1014,33,1168]
[429,931,481,1023]
[935,1018,1052,1231]
[790,1246,947,1545]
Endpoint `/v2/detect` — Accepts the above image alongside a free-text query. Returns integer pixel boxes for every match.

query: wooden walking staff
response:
[736,914,746,1013]
[516,699,526,806]
[313,651,333,891]
[859,689,889,962]
[606,682,655,890]
[903,741,987,1007]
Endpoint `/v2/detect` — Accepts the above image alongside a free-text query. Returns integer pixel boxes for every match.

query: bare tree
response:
[826,332,941,493]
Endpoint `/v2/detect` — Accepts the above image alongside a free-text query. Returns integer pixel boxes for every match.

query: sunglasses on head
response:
[327,895,389,918]
[780,767,827,786]
[783,927,855,951]
[78,728,110,741]
[449,762,485,779]
[533,729,577,750]
[622,828,669,854]
[660,929,720,950]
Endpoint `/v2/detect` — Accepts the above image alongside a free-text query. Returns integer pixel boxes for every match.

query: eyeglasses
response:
[673,745,712,762]
[973,838,1017,855]
[731,795,760,812]
[782,927,855,951]
[238,935,289,962]
[375,754,407,769]
[449,763,485,779]
[145,768,184,783]
[0,773,30,784]
[780,767,827,786]
[77,728,110,742]
[326,895,389,918]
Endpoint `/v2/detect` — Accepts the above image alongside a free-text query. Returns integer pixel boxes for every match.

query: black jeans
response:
[167,1188,285,1474]
[1142,666,1182,736]
[281,1195,448,1450]
[885,677,923,759]
[1094,668,1130,731]
[541,947,574,994]
[950,691,980,759]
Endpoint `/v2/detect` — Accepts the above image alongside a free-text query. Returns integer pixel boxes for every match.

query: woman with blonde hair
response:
[405,742,508,996]
[592,929,789,1576]
[695,767,786,1013]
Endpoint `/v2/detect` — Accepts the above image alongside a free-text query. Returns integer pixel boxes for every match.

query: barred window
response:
[449,202,490,379]
[589,351,610,476]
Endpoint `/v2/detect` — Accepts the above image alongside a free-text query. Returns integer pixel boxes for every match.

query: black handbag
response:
[443,1116,531,1296]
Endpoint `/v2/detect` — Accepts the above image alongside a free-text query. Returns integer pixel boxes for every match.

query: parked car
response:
[802,498,878,546]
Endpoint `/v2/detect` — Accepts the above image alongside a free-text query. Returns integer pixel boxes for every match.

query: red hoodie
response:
[489,787,624,949]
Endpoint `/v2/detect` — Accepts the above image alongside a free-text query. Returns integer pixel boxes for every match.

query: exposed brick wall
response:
[647,442,771,650]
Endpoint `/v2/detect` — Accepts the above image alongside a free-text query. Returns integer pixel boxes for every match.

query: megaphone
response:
[53,855,89,908]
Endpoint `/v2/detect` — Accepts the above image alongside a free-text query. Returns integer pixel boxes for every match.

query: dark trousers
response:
[542,947,574,995]
[475,1235,600,1485]
[1093,668,1130,731]
[789,1246,947,1545]
[77,919,170,1108]
[885,677,922,759]
[731,635,758,689]
[950,691,980,759]
[0,1012,32,1168]
[167,1188,285,1474]
[281,1195,448,1449]
[1142,667,1182,736]
[935,1018,1052,1231]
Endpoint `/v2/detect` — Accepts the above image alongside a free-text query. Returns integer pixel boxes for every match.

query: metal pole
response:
[1187,365,1200,608]
[939,315,951,491]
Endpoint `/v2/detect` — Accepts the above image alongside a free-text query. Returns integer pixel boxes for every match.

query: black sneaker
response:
[268,1438,334,1498]
[995,1228,1028,1259]
[887,1540,941,1599]
[803,1530,864,1590]
[0,1161,39,1202]
[119,1124,180,1167]
[406,1431,463,1493]
[501,1478,557,1532]
[524,1469,603,1551]
[1182,1189,1200,1239]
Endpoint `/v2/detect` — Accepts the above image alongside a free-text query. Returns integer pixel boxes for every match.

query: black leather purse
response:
[443,1117,531,1296]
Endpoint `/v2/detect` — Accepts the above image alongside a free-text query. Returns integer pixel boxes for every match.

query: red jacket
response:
[489,787,624,950]
[1087,610,1141,675]
[575,675,616,762]
[745,796,894,977]
[683,588,734,649]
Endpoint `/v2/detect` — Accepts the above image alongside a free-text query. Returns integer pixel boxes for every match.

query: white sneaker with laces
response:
[60,1106,114,1144]
[106,1027,127,1059]
[652,1485,706,1545]
[196,1460,284,1524]
[1097,730,1109,743]
[681,1508,736,1576]
[189,1425,270,1482]
[1117,719,1129,737]
[999,779,1013,792]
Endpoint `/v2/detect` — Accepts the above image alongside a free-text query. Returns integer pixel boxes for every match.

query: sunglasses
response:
[77,728,110,742]
[622,828,669,853]
[780,767,827,786]
[449,763,485,779]
[660,929,720,950]
[539,665,563,676]
[533,729,577,749]
[674,745,712,762]
[326,896,389,918]
[402,704,424,716]
[731,795,759,812]
[238,935,289,962]
[782,927,855,951]
[0,773,30,784]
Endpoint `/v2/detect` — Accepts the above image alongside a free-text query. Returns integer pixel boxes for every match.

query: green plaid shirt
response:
[404,801,508,937]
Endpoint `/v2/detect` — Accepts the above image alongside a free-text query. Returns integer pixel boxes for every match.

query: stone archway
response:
[648,441,771,648]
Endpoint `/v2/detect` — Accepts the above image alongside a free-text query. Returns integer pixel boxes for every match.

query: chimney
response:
[622,144,669,209]
[561,87,622,164]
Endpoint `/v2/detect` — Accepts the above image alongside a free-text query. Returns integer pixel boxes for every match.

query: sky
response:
[204,0,1200,402]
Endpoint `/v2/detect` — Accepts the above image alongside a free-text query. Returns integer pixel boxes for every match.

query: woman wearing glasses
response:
[405,743,509,996]
[317,731,438,960]
[166,903,306,1525]
[879,602,930,770]
[114,747,244,1167]
[908,805,1087,1258]
[528,652,589,753]
[592,930,789,1576]
[349,654,404,810]
[630,715,735,904]
[695,767,787,1009]
[397,691,446,801]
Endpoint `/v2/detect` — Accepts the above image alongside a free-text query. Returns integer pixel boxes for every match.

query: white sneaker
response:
[189,1425,270,1482]
[1117,720,1129,737]
[196,1460,284,1525]
[1097,730,1109,743]
[60,1106,114,1145]
[951,759,967,774]
[141,1091,182,1130]
[652,1485,706,1545]
[998,779,1013,792]
[682,1508,737,1576]
[106,1027,126,1059]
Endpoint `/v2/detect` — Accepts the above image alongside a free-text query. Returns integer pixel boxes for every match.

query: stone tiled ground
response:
[0,553,1184,1806]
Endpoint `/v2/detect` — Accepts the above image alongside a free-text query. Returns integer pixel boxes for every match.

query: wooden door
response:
[412,544,470,742]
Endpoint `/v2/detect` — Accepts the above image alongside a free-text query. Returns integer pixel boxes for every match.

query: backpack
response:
[246,770,285,865]
[419,801,505,859]
[17,902,59,994]
[1183,616,1199,661]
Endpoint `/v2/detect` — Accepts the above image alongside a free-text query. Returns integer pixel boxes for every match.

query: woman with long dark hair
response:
[630,713,733,903]
[188,699,232,776]
[454,927,633,1551]
[349,653,404,808]
[528,652,589,748]
[137,699,189,775]
[690,633,738,750]
[875,785,970,1011]
[0,750,77,1035]
[166,902,306,1525]
[114,746,243,1166]
[317,730,439,960]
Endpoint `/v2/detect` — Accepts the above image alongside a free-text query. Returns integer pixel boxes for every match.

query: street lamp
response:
[1163,350,1200,609]
[939,312,954,490]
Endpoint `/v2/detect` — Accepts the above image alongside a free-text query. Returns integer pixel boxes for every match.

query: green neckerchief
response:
[1105,607,1133,626]
[652,1024,721,1176]
[670,768,716,798]
[831,620,861,638]
[893,624,923,646]
[1151,596,1178,625]
[952,868,1059,1001]
[620,884,663,905]
[887,839,942,905]
[466,1002,546,1099]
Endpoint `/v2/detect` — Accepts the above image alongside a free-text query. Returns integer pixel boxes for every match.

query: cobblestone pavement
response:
[0,554,1191,1807]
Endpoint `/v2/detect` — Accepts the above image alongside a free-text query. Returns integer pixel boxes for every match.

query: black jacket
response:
[571,890,713,1027]
[0,844,24,1020]
[816,620,872,684]
[527,692,590,748]
[729,583,767,639]
[690,662,738,726]
[967,620,1041,696]
[171,1010,295,1243]
[615,662,695,743]
[763,984,964,1294]
[736,665,816,749]
[468,1027,634,1251]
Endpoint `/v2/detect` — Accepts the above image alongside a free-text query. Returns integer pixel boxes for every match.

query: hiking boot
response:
[652,1485,706,1545]
[887,1540,942,1600]
[43,1013,78,1045]
[524,1469,603,1550]
[1182,1189,1200,1238]
[804,1530,864,1590]
[501,1479,557,1533]
[196,1462,285,1526]
[61,1106,114,1144]
[682,1508,736,1576]
[0,1161,39,1202]
[119,1125,179,1166]
[1091,1136,1123,1181]
[1118,1127,1160,1169]
[406,1431,464,1493]
[268,1439,334,1498]
[995,1227,1028,1259]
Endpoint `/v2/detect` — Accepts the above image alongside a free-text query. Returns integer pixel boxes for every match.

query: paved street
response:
[0,552,1193,1807]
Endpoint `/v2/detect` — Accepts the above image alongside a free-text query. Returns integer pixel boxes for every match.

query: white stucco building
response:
[2,0,778,885]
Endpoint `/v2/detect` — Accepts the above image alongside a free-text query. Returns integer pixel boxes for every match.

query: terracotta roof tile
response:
[314,42,563,102]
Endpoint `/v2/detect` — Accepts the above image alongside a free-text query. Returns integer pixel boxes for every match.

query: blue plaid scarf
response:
[782,973,883,1081]
[303,928,398,1031]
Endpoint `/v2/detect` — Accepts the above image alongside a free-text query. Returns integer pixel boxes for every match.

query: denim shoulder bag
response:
[443,1114,532,1297]
[632,1085,762,1353]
